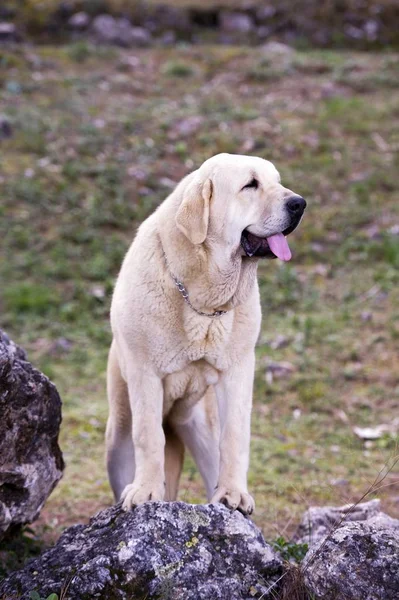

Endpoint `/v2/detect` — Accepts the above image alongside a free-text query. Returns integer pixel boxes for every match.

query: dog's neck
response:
[156,181,259,315]
[161,231,259,315]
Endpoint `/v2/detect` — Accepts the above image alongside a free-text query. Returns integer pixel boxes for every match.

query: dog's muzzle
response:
[241,195,306,261]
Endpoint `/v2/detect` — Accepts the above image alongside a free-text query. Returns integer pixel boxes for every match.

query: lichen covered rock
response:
[299,500,399,600]
[0,502,283,599]
[0,330,64,540]
[294,498,383,547]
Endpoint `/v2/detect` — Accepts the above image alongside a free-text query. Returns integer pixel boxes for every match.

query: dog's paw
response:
[211,486,255,515]
[121,481,165,511]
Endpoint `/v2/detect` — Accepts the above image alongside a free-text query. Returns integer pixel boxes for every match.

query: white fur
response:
[106,153,299,514]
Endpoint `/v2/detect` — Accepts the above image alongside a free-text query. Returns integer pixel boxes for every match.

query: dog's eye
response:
[242,178,259,190]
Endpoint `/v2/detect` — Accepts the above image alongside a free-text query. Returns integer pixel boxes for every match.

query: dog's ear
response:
[175,178,212,245]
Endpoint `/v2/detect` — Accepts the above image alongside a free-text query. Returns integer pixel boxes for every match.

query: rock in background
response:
[294,497,383,546]
[2,0,399,48]
[0,502,283,600]
[0,330,64,540]
[90,14,152,47]
[296,499,399,600]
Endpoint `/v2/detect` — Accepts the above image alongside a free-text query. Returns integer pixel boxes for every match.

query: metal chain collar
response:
[163,250,227,318]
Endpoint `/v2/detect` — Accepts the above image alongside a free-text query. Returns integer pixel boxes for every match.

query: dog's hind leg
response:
[106,339,135,501]
[164,422,185,501]
[172,388,220,501]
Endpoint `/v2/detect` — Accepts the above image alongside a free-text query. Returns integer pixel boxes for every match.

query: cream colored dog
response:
[106,153,306,514]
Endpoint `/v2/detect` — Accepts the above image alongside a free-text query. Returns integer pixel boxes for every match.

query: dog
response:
[106,153,306,514]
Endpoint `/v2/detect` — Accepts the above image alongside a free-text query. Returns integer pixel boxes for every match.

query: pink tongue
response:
[267,233,292,261]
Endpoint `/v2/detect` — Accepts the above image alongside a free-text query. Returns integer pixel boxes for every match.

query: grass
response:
[0,42,398,573]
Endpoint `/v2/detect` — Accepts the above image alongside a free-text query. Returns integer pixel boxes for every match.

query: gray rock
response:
[220,12,254,34]
[365,19,379,41]
[294,498,383,546]
[160,30,177,46]
[293,499,399,600]
[0,502,283,599]
[257,26,272,40]
[304,517,399,600]
[153,6,191,32]
[68,12,90,31]
[129,26,152,47]
[256,6,277,23]
[344,24,364,40]
[0,330,64,540]
[91,14,117,43]
[170,115,204,139]
[91,14,151,47]
[261,41,295,56]
[117,18,138,47]
[0,22,19,42]
[0,116,13,139]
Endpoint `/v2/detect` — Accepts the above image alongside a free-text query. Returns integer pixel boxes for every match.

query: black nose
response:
[286,195,306,216]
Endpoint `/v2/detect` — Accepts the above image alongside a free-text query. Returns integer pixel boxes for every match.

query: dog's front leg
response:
[121,366,166,511]
[212,351,255,515]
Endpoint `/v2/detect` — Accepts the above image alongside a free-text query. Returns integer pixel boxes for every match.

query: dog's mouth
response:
[241,222,299,261]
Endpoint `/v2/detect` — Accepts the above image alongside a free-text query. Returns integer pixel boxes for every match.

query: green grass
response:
[0,43,398,570]
[29,592,59,600]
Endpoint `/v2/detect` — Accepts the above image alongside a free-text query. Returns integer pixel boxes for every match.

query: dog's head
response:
[175,153,306,261]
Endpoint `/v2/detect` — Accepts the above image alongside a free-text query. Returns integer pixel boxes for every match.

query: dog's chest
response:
[160,314,235,420]
[179,312,233,367]
[155,311,234,376]
[162,359,218,419]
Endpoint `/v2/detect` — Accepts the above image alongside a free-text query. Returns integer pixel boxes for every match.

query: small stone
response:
[365,224,381,239]
[127,166,147,180]
[313,264,329,276]
[344,24,364,39]
[90,15,152,47]
[89,285,105,299]
[115,18,136,47]
[160,30,177,46]
[68,12,90,30]
[265,360,295,377]
[353,425,392,440]
[172,116,204,139]
[365,19,379,41]
[0,22,19,42]
[129,26,152,47]
[93,118,105,129]
[361,311,373,322]
[220,12,254,34]
[256,6,277,22]
[261,41,295,55]
[38,157,50,168]
[257,26,272,39]
[153,6,191,32]
[0,116,12,139]
[330,478,348,486]
[55,337,73,352]
[91,14,117,43]
[159,177,177,189]
[269,334,291,350]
